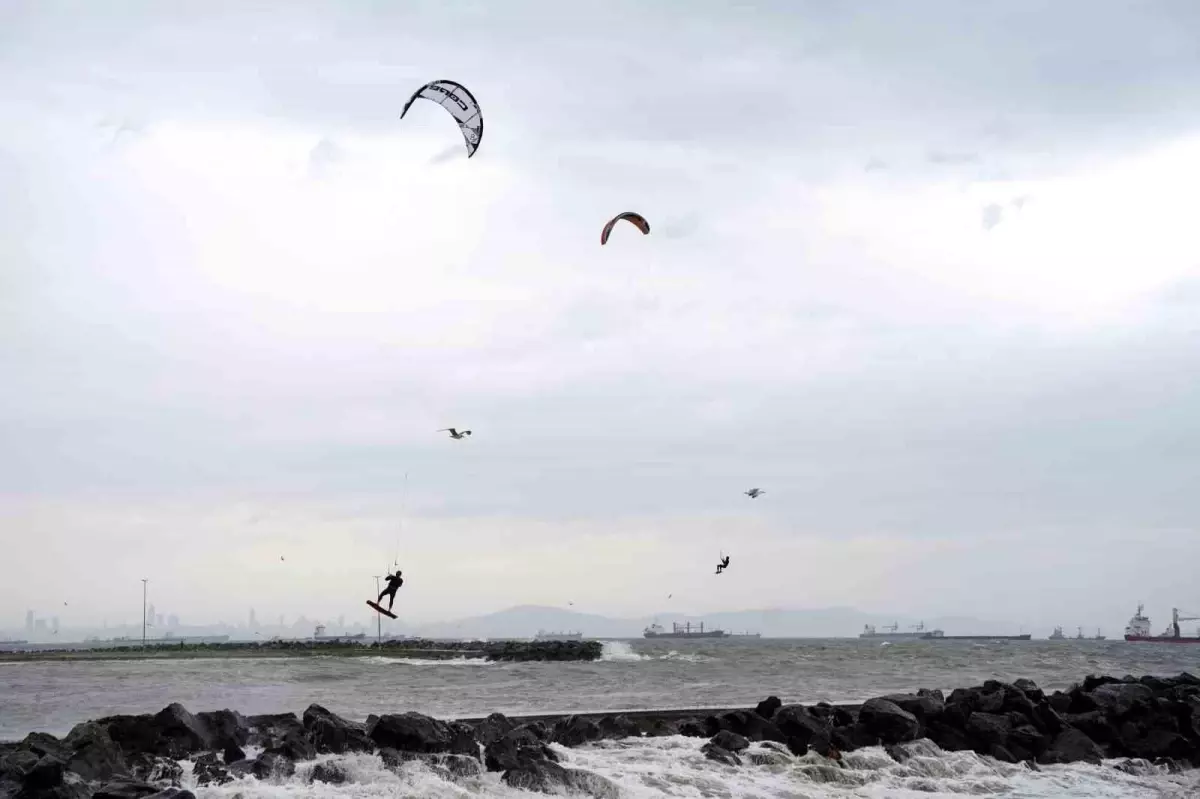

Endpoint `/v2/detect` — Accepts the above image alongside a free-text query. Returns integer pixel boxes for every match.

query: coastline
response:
[2,672,1198,796]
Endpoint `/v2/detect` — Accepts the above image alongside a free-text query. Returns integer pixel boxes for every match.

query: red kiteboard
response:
[366,600,397,619]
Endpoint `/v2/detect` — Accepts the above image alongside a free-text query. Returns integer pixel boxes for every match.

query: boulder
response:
[773,705,829,753]
[370,712,477,756]
[221,744,245,765]
[707,710,786,744]
[63,721,129,783]
[965,712,1011,749]
[502,760,619,798]
[552,715,602,748]
[194,710,248,753]
[709,730,749,753]
[246,713,306,748]
[1014,678,1045,703]
[596,715,642,740]
[700,742,741,766]
[1088,683,1155,718]
[473,713,515,747]
[754,696,782,719]
[127,754,183,786]
[1037,728,1104,765]
[101,715,162,758]
[190,752,230,786]
[483,728,558,772]
[303,704,374,754]
[91,778,163,798]
[857,698,919,744]
[309,761,350,784]
[251,751,296,780]
[881,692,944,721]
[151,705,211,757]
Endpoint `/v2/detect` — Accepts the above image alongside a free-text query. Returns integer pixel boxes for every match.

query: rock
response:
[552,715,602,748]
[709,730,749,753]
[91,778,164,798]
[773,705,829,753]
[882,692,944,721]
[246,713,306,748]
[596,715,641,740]
[63,721,129,783]
[754,696,782,719]
[1009,725,1048,757]
[1037,728,1104,765]
[20,732,68,761]
[1048,691,1072,714]
[924,720,972,752]
[483,728,558,772]
[473,713,515,747]
[677,720,707,738]
[708,710,786,744]
[309,762,350,784]
[1123,729,1196,762]
[151,704,211,758]
[884,743,912,763]
[190,752,231,786]
[222,744,245,764]
[145,790,195,799]
[1082,675,1123,693]
[1088,683,1155,718]
[700,742,742,766]
[370,712,478,756]
[101,715,162,758]
[195,710,248,753]
[857,698,919,744]
[1014,679,1045,703]
[1064,711,1117,745]
[252,751,296,780]
[303,704,374,754]
[745,746,791,767]
[127,754,183,786]
[966,712,1011,749]
[502,760,619,798]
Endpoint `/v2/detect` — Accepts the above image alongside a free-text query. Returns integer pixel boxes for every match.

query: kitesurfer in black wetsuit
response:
[715,555,730,574]
[378,571,404,610]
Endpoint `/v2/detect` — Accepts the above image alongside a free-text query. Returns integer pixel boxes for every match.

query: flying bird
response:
[745,488,765,499]
[438,428,472,440]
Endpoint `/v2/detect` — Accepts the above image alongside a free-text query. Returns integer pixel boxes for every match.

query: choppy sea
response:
[3,637,1200,797]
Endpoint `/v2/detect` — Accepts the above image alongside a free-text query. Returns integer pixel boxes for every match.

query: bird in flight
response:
[439,428,473,440]
[745,488,765,499]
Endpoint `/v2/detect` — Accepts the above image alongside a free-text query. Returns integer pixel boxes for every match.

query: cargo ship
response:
[643,622,727,639]
[1124,604,1200,643]
[1049,626,1066,640]
[859,621,944,641]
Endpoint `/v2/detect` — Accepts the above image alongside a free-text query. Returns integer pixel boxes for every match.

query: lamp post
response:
[141,579,148,648]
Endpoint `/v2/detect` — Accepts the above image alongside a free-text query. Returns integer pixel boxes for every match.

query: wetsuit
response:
[715,557,730,574]
[378,572,404,610]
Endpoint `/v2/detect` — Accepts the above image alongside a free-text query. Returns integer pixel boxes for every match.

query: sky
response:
[3,0,1200,633]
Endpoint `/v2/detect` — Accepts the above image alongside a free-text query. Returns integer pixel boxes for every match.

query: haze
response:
[3,1,1200,633]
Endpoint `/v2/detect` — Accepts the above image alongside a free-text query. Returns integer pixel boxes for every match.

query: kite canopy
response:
[401,79,484,158]
[600,211,651,245]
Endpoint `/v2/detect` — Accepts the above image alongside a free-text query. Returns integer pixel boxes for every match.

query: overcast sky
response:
[3,1,1200,631]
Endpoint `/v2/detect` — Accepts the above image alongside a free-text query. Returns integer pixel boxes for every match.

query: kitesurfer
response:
[715,555,730,574]
[378,571,404,611]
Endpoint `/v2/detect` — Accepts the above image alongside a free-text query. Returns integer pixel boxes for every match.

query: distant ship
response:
[533,630,583,642]
[313,624,367,642]
[859,622,944,641]
[1124,603,1200,643]
[644,622,727,639]
[1049,626,1066,640]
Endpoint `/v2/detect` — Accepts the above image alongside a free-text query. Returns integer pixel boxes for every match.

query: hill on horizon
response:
[409,604,1024,639]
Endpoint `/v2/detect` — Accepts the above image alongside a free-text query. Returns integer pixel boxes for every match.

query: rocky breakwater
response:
[4,672,1198,797]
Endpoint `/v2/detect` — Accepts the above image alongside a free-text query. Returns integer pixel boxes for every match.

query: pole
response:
[373,576,382,646]
[141,579,148,648]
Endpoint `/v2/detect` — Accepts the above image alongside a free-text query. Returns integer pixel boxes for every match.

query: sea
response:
[3,637,1200,797]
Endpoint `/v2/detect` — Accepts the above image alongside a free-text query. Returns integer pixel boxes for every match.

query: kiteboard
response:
[366,600,397,619]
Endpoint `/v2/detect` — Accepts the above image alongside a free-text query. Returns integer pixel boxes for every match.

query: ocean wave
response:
[356,655,497,667]
[179,737,1200,798]
[600,641,713,663]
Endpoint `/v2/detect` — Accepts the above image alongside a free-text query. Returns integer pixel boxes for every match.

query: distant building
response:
[167,614,180,628]
[156,614,164,627]
[51,617,59,635]
[249,608,258,629]
[34,619,47,633]
[147,604,156,628]
[25,610,34,634]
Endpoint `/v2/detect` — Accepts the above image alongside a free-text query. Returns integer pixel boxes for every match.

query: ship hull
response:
[1125,635,1200,643]
[644,631,728,639]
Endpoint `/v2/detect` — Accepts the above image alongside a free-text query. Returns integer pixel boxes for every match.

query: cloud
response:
[3,1,1200,627]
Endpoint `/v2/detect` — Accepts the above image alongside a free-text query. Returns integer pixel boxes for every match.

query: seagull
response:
[438,428,472,440]
[745,488,765,499]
